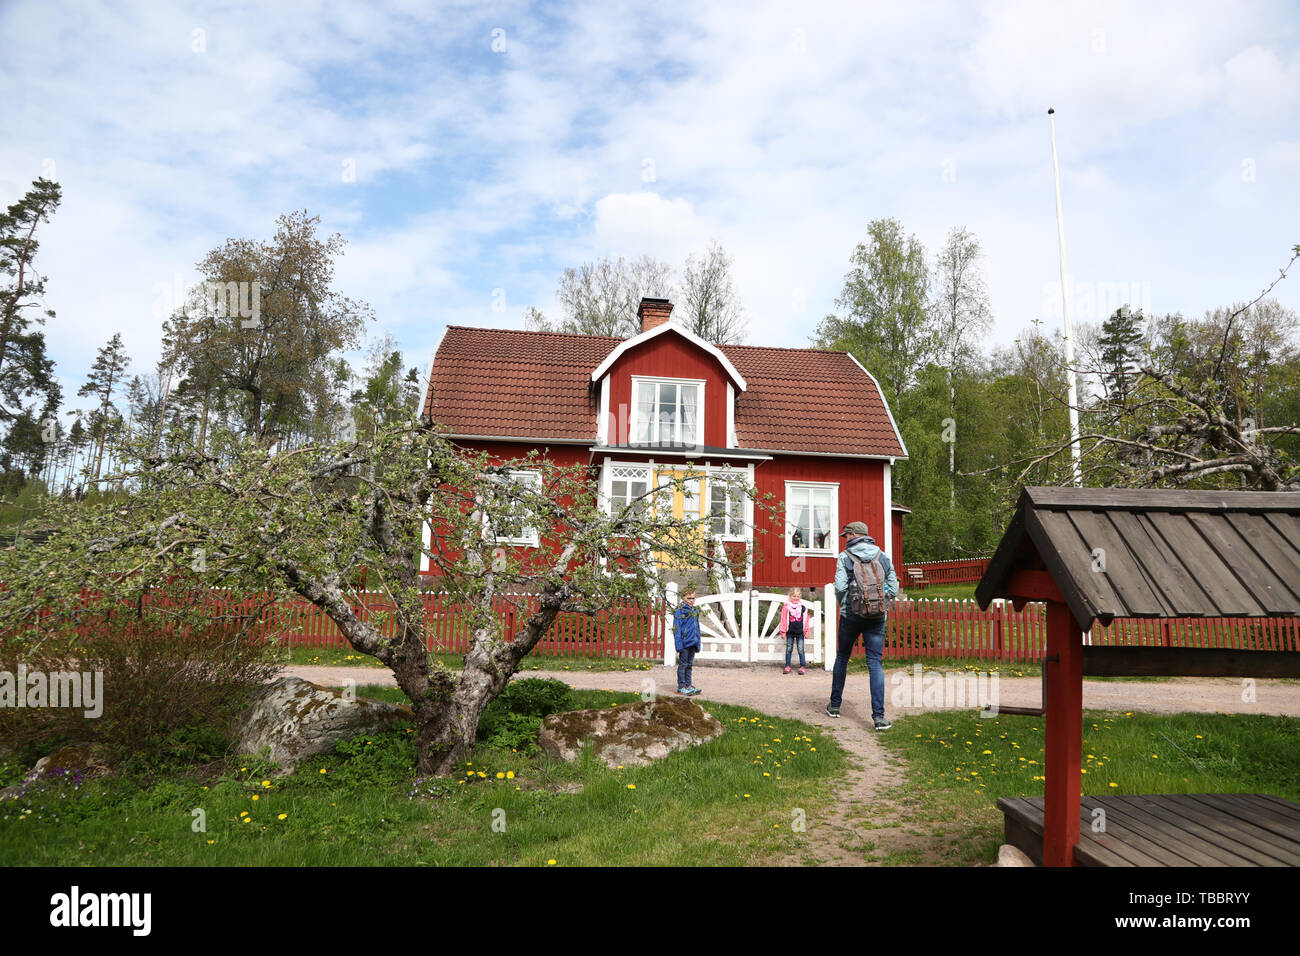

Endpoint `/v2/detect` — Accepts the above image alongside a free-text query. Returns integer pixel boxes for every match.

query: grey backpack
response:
[844,552,892,621]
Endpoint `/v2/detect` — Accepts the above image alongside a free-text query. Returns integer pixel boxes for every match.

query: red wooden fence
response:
[271,591,662,660]
[32,588,1298,663]
[899,557,992,585]
[846,598,1300,660]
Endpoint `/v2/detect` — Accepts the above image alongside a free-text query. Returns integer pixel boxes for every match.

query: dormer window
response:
[632,377,703,447]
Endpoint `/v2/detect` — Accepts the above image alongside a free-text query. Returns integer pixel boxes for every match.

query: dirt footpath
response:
[281,662,1300,866]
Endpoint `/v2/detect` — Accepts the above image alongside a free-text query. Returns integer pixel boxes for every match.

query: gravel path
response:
[280,662,1300,866]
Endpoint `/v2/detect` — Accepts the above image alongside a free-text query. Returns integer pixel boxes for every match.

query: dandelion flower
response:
[278,813,287,820]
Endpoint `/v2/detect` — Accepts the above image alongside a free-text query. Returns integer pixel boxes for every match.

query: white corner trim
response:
[589,323,747,391]
[844,353,909,459]
[882,460,893,562]
[726,383,736,447]
[597,373,610,445]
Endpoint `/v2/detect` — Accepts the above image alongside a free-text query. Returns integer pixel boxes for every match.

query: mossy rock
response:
[538,695,724,769]
[234,677,413,773]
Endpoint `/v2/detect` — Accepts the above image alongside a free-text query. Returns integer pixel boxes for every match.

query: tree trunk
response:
[418,599,565,777]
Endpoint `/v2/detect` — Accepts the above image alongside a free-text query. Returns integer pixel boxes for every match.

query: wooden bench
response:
[906,568,927,590]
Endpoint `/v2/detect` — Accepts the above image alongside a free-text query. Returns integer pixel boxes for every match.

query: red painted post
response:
[1043,600,1083,867]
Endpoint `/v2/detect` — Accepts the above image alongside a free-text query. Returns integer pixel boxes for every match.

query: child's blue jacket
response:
[673,603,701,652]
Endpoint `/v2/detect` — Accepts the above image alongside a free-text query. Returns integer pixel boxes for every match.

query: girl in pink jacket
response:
[780,587,808,674]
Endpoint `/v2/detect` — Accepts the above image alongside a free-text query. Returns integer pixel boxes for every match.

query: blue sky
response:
[2,0,1298,406]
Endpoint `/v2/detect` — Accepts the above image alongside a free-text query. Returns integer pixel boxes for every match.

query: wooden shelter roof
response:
[976,487,1300,631]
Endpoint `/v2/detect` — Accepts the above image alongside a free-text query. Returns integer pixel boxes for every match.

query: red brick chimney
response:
[638,297,673,333]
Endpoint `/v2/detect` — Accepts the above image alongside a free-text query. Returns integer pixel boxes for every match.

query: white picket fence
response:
[663,582,834,668]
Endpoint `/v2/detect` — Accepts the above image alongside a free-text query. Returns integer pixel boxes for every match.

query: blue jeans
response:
[677,645,697,689]
[829,615,886,719]
[784,635,806,668]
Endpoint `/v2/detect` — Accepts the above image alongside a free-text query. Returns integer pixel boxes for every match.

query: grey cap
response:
[840,521,870,537]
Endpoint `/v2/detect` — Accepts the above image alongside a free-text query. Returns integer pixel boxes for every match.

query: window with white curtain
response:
[785,482,838,555]
[631,378,702,446]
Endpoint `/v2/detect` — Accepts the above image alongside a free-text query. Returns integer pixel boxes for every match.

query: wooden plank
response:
[1204,793,1300,839]
[1048,508,1167,617]
[1230,514,1300,606]
[1187,794,1300,843]
[1263,512,1300,548]
[1107,510,1218,616]
[1082,646,1300,678]
[1024,487,1300,512]
[1254,793,1300,815]
[1092,790,1263,868]
[1073,833,1140,867]
[1146,512,1263,616]
[1109,795,1291,866]
[1121,794,1300,866]
[1186,512,1296,615]
[1026,508,1130,628]
[1074,796,1213,865]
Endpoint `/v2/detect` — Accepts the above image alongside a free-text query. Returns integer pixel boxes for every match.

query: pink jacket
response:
[778,600,808,635]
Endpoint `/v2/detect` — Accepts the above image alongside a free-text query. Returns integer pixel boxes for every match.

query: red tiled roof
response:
[425,326,906,458]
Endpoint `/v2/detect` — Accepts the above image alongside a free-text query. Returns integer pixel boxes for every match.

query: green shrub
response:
[476,677,573,754]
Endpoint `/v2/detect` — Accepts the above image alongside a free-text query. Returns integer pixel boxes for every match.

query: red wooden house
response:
[420,297,907,589]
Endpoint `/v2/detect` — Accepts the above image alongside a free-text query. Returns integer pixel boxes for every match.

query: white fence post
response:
[663,581,678,666]
[823,582,836,672]
[742,588,754,662]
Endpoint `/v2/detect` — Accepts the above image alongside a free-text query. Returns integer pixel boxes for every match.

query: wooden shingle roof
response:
[976,487,1300,631]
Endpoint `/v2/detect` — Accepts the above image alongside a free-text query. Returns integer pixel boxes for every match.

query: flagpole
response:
[1048,107,1083,488]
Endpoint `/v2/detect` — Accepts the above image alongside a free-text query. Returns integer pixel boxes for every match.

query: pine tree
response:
[78,333,131,483]
[0,178,63,426]
[1098,305,1145,406]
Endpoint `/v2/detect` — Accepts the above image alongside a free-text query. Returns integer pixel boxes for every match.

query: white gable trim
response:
[597,372,610,445]
[844,353,909,459]
[589,323,747,391]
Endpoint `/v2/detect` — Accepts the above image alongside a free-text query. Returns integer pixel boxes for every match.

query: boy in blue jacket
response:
[673,586,702,696]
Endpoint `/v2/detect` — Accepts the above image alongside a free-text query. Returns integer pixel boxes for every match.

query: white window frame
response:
[482,470,541,547]
[604,462,652,520]
[709,474,747,541]
[630,376,706,447]
[784,481,839,557]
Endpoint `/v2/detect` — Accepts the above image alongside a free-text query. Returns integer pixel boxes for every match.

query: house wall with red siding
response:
[603,333,731,448]
[891,511,904,567]
[751,455,887,589]
[421,440,594,579]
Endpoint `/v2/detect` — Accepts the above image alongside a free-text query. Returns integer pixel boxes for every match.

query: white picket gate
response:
[663,583,832,667]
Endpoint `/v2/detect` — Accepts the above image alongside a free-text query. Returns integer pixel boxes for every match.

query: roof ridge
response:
[443,325,623,342]
[721,343,851,356]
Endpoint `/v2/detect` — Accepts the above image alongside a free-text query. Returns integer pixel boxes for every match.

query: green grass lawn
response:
[875,708,1300,865]
[899,582,979,602]
[0,687,844,866]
